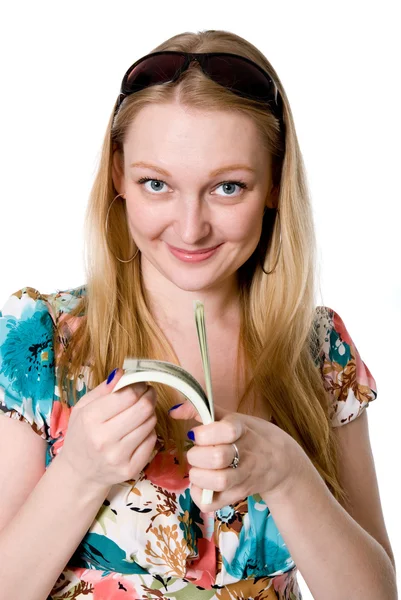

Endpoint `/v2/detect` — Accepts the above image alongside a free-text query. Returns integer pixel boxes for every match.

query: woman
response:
[0,29,396,600]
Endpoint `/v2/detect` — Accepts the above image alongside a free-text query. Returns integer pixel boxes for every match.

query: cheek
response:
[125,202,263,244]
[126,209,165,239]
[225,210,263,243]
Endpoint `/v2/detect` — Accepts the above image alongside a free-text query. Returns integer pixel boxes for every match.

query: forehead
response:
[123,103,270,172]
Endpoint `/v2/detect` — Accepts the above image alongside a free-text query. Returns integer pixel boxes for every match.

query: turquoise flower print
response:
[328,326,351,368]
[220,496,295,579]
[216,504,236,525]
[69,532,149,574]
[178,488,204,553]
[1,308,55,402]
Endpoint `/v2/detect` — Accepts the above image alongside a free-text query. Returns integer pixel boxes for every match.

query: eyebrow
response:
[129,161,256,177]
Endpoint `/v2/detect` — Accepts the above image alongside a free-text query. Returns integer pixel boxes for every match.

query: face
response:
[112,102,277,295]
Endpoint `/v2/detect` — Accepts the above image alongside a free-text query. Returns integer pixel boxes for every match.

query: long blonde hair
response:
[55,29,347,503]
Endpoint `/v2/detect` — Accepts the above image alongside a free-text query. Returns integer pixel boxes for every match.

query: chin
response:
[167,276,217,292]
[168,264,239,292]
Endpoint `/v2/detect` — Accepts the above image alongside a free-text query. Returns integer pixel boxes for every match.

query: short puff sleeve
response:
[0,286,56,441]
[314,306,378,427]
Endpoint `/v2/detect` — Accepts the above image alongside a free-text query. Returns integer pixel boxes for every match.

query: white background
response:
[0,1,399,597]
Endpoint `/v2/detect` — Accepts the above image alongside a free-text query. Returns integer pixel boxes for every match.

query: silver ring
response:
[230,442,240,468]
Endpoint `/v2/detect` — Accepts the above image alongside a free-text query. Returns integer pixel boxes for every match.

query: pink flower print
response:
[80,569,141,599]
[272,571,290,593]
[49,399,72,456]
[333,311,377,393]
[332,311,354,347]
[144,448,189,492]
[185,537,217,589]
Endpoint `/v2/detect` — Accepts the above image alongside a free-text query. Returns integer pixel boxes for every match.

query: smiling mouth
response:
[166,243,222,254]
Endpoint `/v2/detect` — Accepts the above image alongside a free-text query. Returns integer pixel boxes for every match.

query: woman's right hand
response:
[58,369,159,490]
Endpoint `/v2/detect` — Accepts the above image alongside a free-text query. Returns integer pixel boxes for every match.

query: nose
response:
[174,200,211,245]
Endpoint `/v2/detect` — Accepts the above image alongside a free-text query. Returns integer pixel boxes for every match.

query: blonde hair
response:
[55,29,347,503]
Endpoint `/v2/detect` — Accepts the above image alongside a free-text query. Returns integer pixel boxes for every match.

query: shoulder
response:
[0,286,59,439]
[312,306,377,427]
[0,286,56,325]
[0,285,87,440]
[0,287,59,375]
[0,284,87,323]
[0,284,87,354]
[50,285,87,313]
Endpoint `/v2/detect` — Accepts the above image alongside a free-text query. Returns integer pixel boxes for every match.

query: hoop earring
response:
[105,193,139,263]
[260,208,282,275]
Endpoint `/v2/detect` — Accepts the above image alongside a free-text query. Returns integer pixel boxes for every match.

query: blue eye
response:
[137,177,248,196]
[215,181,248,196]
[137,177,167,193]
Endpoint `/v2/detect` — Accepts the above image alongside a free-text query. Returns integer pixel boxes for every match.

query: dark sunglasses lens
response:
[203,55,276,104]
[124,53,187,93]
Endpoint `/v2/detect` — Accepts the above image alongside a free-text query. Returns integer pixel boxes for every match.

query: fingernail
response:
[168,403,183,413]
[107,368,118,384]
[187,430,195,441]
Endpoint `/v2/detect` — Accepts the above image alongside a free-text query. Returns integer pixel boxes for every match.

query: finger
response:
[189,482,246,514]
[168,399,202,421]
[168,399,230,422]
[108,388,157,439]
[84,379,150,423]
[189,483,219,513]
[128,427,158,473]
[187,416,244,446]
[186,441,239,470]
[120,413,158,455]
[188,465,240,493]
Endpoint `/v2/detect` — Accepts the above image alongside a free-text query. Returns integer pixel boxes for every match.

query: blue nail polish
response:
[187,430,195,441]
[168,403,183,413]
[107,368,118,384]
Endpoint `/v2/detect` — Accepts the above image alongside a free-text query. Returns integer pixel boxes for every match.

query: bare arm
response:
[261,450,397,600]
[0,455,110,600]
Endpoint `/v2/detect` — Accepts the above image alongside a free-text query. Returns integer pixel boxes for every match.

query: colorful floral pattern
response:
[0,286,378,599]
[313,306,377,426]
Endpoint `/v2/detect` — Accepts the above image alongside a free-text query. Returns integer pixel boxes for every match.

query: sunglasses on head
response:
[113,50,285,127]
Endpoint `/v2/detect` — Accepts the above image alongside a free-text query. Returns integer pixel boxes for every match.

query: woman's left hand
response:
[169,400,311,511]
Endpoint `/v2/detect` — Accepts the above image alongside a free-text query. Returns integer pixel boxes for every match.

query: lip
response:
[166,242,222,262]
[167,243,221,254]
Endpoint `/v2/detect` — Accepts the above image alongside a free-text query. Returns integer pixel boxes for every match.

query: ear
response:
[111,147,125,195]
[266,183,280,210]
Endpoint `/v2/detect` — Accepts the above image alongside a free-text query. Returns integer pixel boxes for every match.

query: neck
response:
[141,256,242,334]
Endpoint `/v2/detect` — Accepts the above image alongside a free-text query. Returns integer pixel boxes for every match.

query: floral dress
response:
[0,286,378,600]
